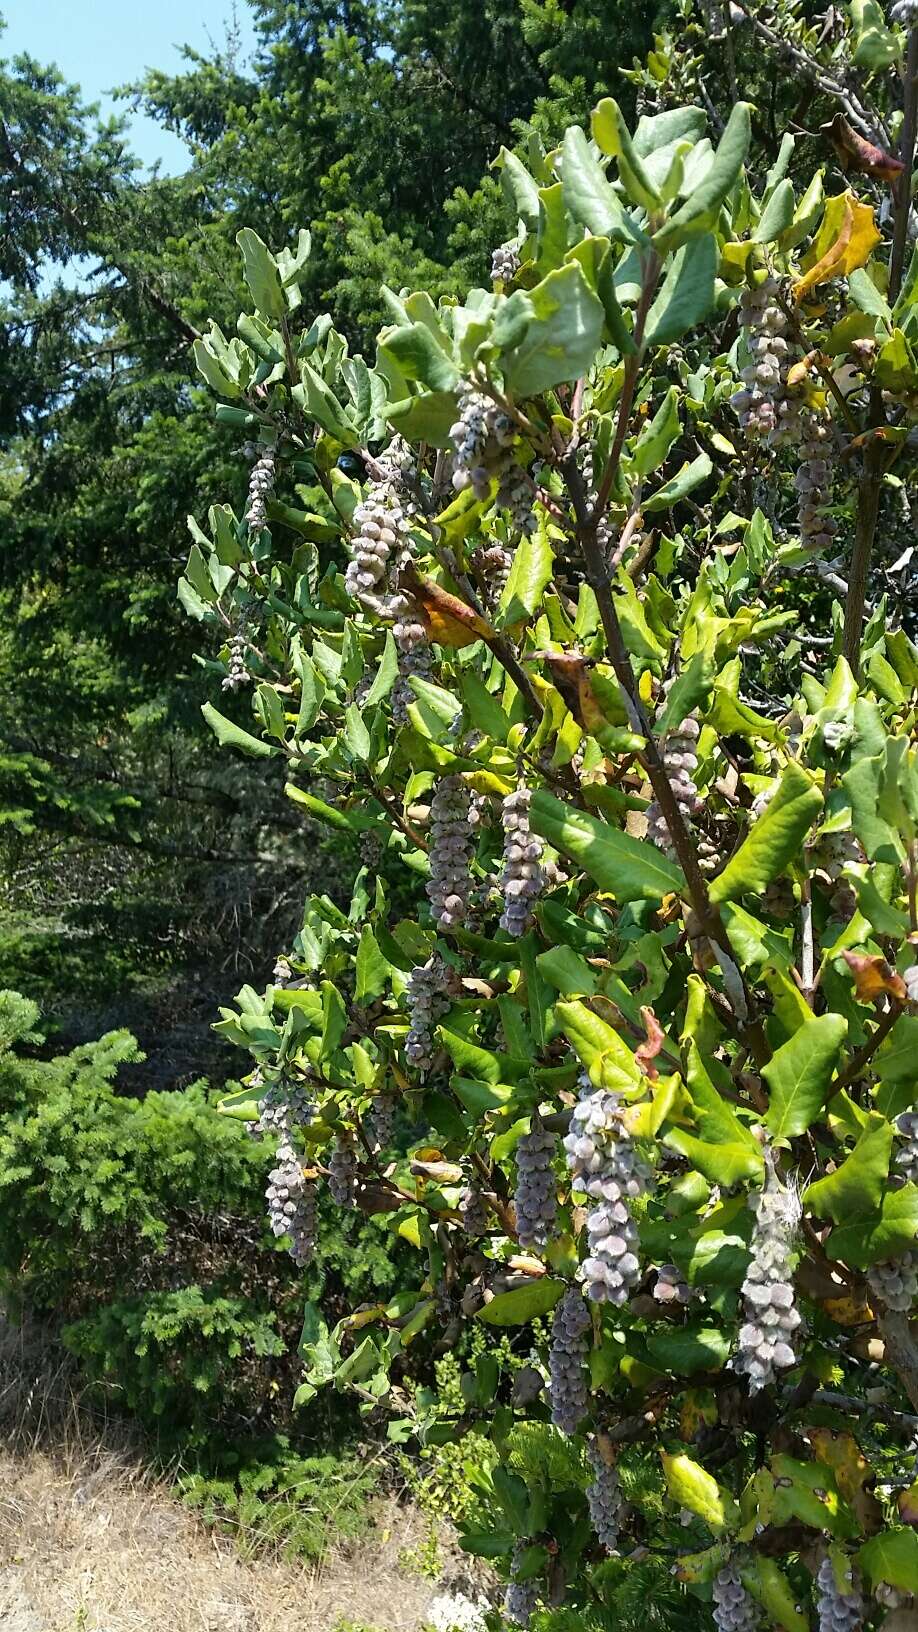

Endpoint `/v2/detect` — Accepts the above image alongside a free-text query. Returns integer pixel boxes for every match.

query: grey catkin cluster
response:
[250,1080,314,1142]
[499,787,546,936]
[586,1436,623,1549]
[713,1562,759,1632]
[735,1160,802,1392]
[266,1138,317,1267]
[564,1080,647,1305]
[470,542,512,603]
[405,953,457,1073]
[346,483,410,610]
[513,1118,558,1250]
[222,630,250,692]
[645,709,703,861]
[491,241,521,283]
[815,1556,864,1632]
[426,774,475,930]
[580,440,613,554]
[796,410,837,555]
[731,278,794,442]
[328,1132,359,1207]
[245,447,276,531]
[392,612,433,725]
[450,380,535,533]
[653,1262,692,1305]
[458,1182,490,1237]
[895,1111,918,1184]
[504,1542,539,1628]
[366,1094,396,1152]
[547,1285,591,1433]
[867,1251,918,1314]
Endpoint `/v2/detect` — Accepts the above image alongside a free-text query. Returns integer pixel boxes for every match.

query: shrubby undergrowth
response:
[179,0,918,1623]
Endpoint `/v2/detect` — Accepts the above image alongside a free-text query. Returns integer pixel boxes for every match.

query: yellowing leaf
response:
[794,191,880,301]
[661,1451,740,1532]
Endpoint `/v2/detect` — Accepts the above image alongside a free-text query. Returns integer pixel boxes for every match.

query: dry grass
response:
[0,1314,444,1632]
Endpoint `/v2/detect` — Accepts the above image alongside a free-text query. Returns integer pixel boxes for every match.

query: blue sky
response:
[2,0,258,172]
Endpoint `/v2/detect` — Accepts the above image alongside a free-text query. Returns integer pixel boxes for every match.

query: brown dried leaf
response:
[635,1005,665,1079]
[821,115,906,182]
[842,949,908,1004]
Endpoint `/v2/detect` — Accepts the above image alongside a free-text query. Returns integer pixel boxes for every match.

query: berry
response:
[426,775,475,931]
[504,1542,539,1628]
[652,1263,692,1305]
[346,482,411,610]
[222,629,250,692]
[563,1080,647,1304]
[245,447,276,531]
[458,1183,490,1237]
[713,1561,759,1632]
[796,410,837,556]
[548,1285,591,1433]
[815,1556,864,1632]
[491,241,521,282]
[366,1094,396,1152]
[645,701,702,861]
[405,954,459,1074]
[513,1118,558,1250]
[499,787,546,936]
[328,1132,359,1207]
[735,1159,802,1392]
[265,1137,317,1266]
[895,1111,918,1185]
[730,278,795,445]
[586,1436,623,1549]
[867,1251,918,1313]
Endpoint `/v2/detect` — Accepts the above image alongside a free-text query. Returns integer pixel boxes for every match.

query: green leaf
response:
[355,926,391,1003]
[364,632,399,707]
[319,979,348,1058]
[530,788,684,903]
[804,1113,893,1223]
[708,763,823,904]
[592,98,662,212]
[236,228,286,320]
[294,362,359,445]
[379,322,459,392]
[655,651,716,735]
[654,103,752,255]
[495,146,541,232]
[561,127,645,246]
[660,1451,739,1531]
[751,180,796,245]
[477,1278,565,1326]
[644,236,717,349]
[826,1184,918,1268]
[536,945,598,996]
[501,264,605,397]
[764,1013,848,1140]
[555,998,642,1094]
[193,337,243,399]
[859,1529,918,1594]
[459,671,510,742]
[741,1559,809,1632]
[344,703,371,762]
[201,702,277,758]
[850,0,901,69]
[284,783,354,831]
[632,386,681,477]
[495,529,554,629]
[769,1455,857,1538]
[643,452,713,513]
[647,1325,732,1378]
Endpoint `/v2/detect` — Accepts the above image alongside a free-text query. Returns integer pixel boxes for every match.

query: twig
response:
[890,27,918,303]
[834,1000,903,1090]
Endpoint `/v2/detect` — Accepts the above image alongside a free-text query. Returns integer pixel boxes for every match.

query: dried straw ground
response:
[0,1317,441,1632]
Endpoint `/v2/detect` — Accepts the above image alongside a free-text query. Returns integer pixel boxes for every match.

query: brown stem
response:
[877,1309,918,1412]
[890,27,918,304]
[593,254,662,522]
[834,1001,902,1090]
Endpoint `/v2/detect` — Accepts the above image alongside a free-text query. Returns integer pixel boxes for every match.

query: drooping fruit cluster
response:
[266,1131,318,1267]
[713,1561,760,1632]
[450,380,535,533]
[731,277,794,442]
[652,1262,692,1305]
[895,1110,918,1184]
[392,610,433,725]
[426,774,475,930]
[244,446,276,531]
[547,1284,591,1433]
[867,1250,918,1313]
[580,439,613,554]
[586,1436,623,1549]
[327,1132,359,1207]
[645,708,703,861]
[222,630,250,692]
[499,787,546,936]
[504,1542,539,1628]
[564,1080,647,1304]
[458,1182,490,1237]
[366,1094,396,1152]
[491,240,521,283]
[735,1159,802,1392]
[796,410,837,555]
[404,953,458,1073]
[815,1556,865,1632]
[470,542,512,603]
[513,1117,558,1250]
[250,1079,314,1142]
[345,482,411,612]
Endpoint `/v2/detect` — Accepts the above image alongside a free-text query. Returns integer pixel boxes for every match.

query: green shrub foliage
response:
[0,992,400,1449]
[183,5,918,1624]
